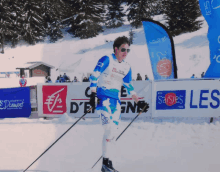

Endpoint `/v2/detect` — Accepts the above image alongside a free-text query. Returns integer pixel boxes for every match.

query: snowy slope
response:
[0,14,219,172]
[0,15,210,82]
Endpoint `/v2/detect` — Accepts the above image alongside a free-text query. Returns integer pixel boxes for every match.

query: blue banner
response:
[142,19,178,80]
[0,87,31,118]
[156,90,186,110]
[199,0,220,78]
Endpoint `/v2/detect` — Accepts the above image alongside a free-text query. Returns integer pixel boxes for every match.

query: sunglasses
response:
[120,48,130,53]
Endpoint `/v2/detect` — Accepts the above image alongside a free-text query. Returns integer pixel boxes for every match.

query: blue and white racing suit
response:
[90,53,136,159]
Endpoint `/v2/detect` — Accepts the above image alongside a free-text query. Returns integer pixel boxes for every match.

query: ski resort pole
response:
[23,107,93,172]
[91,103,149,169]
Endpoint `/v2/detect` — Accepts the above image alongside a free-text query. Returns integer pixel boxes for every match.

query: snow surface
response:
[0,15,220,172]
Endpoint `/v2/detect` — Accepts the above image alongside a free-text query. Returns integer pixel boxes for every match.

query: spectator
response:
[19,75,27,87]
[59,75,65,83]
[55,76,60,83]
[145,75,149,80]
[191,74,195,78]
[73,76,78,82]
[63,73,70,82]
[83,77,89,82]
[201,72,205,78]
[46,76,52,83]
[136,73,142,81]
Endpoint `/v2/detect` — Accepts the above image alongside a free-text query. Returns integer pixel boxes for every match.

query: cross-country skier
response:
[89,36,148,172]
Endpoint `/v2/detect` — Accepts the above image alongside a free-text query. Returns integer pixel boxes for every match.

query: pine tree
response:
[151,0,164,15]
[105,0,125,28]
[7,0,23,48]
[129,28,134,44]
[162,0,203,36]
[127,0,154,28]
[40,0,64,42]
[21,0,45,45]
[65,0,105,39]
[0,0,13,53]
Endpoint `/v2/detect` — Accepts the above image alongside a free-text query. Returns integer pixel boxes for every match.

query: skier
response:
[89,36,148,172]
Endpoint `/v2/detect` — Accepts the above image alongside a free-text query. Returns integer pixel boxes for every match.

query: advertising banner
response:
[199,0,220,78]
[142,19,178,80]
[0,87,31,118]
[152,79,220,117]
[67,81,152,120]
[37,84,68,117]
[37,81,152,119]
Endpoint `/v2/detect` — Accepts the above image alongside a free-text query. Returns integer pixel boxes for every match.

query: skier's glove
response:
[137,101,149,112]
[89,92,100,109]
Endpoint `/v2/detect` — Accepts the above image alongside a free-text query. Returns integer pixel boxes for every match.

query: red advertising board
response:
[42,85,67,114]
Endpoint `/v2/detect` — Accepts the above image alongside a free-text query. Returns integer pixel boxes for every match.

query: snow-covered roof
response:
[16,61,55,70]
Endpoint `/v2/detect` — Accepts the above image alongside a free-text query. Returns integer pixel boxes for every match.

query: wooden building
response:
[16,61,55,78]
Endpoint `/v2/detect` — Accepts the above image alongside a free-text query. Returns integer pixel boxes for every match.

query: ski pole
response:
[91,103,149,169]
[23,107,93,172]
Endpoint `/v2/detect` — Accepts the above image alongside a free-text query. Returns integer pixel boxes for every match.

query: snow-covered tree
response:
[40,0,64,42]
[105,0,125,28]
[21,0,45,45]
[126,0,154,28]
[0,0,16,53]
[162,0,203,36]
[65,0,105,39]
[6,0,24,48]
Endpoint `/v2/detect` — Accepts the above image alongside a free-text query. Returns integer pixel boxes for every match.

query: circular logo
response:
[165,93,176,106]
[157,59,172,77]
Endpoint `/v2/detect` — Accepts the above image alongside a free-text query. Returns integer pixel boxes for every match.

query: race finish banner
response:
[0,87,31,118]
[142,19,178,80]
[199,0,220,78]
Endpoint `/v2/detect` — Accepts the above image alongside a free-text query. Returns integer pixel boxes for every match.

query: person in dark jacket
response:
[63,73,70,82]
[136,73,142,81]
[46,76,52,83]
[145,75,149,80]
[59,75,65,82]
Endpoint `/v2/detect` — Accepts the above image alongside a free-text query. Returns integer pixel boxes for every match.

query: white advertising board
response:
[152,79,220,118]
[67,81,152,120]
[37,81,152,119]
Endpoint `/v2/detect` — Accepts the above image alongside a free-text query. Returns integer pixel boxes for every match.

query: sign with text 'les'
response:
[0,87,31,118]
[199,0,220,78]
[142,19,178,80]
[42,85,67,114]
[156,90,186,110]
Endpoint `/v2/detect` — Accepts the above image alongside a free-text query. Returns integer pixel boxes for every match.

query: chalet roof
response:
[16,61,55,70]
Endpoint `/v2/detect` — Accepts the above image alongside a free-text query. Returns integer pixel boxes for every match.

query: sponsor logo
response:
[156,90,186,110]
[112,67,125,76]
[157,59,172,77]
[43,85,67,114]
[110,73,122,82]
[190,89,220,109]
[149,36,167,44]
[70,86,148,114]
[0,99,24,110]
[97,62,104,68]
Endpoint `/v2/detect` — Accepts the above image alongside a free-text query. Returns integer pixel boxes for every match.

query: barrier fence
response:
[1,79,220,122]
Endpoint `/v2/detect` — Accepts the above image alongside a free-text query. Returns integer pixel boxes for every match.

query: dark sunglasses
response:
[120,48,130,53]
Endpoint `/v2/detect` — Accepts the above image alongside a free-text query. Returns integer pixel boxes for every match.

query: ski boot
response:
[101,158,119,172]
